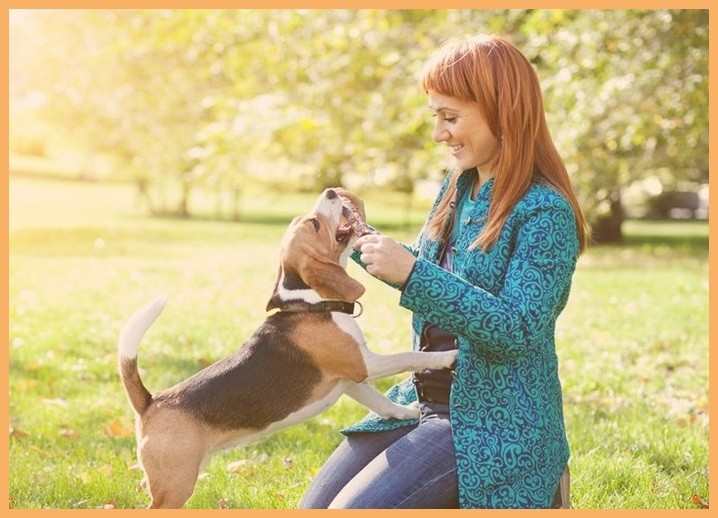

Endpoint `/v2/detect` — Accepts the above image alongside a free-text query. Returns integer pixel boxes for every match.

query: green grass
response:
[8,176,709,509]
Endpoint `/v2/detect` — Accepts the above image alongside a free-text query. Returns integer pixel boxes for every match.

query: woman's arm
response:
[350,239,418,291]
[349,171,450,288]
[399,198,580,361]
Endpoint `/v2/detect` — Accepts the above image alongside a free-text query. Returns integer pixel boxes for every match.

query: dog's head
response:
[266,188,367,311]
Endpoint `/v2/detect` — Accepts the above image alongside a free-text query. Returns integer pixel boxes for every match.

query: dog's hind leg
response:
[147,471,199,509]
[139,417,207,508]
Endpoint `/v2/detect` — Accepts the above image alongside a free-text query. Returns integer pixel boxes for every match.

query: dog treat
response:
[340,196,375,236]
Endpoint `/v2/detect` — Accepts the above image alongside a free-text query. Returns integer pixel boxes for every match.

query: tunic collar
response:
[457,168,494,202]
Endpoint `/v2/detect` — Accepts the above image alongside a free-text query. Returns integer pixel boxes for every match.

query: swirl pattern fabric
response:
[342,170,580,508]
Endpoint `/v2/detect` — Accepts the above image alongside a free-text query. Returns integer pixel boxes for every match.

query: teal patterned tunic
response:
[343,169,580,508]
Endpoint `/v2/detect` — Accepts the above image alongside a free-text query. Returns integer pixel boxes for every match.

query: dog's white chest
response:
[332,312,364,345]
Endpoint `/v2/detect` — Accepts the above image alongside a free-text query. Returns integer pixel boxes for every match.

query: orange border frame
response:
[2,3,713,518]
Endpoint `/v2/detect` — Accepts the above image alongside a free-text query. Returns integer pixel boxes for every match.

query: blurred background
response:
[9,9,708,241]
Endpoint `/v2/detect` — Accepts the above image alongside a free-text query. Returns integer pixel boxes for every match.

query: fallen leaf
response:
[691,494,709,509]
[104,419,134,438]
[228,459,255,475]
[9,426,28,440]
[59,428,80,440]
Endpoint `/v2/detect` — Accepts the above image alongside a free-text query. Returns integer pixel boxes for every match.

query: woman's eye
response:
[431,113,457,123]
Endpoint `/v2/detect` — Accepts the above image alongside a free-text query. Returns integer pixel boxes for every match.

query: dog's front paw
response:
[381,402,420,420]
[426,350,458,370]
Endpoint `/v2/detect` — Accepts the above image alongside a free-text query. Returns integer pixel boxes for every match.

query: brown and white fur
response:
[118,188,457,508]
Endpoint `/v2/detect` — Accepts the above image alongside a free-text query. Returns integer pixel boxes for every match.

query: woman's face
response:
[428,90,500,174]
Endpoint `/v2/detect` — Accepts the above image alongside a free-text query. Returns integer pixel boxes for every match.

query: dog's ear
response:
[266,266,283,311]
[300,257,365,302]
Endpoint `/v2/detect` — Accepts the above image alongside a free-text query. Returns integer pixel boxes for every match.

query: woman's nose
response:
[433,122,449,142]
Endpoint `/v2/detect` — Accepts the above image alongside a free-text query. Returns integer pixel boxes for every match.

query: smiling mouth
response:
[450,144,464,154]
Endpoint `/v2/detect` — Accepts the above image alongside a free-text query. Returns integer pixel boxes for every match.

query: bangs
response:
[420,36,490,103]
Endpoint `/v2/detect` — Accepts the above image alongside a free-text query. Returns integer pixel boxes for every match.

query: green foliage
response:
[8,178,708,509]
[517,10,709,220]
[10,9,708,228]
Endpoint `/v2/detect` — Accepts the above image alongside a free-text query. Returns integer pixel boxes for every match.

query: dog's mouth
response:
[336,205,358,243]
[336,212,355,243]
[336,198,373,243]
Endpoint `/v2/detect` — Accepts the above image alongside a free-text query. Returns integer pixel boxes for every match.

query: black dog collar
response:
[277,300,363,317]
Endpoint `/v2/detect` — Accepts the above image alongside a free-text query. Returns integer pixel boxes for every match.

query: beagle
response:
[118,188,457,508]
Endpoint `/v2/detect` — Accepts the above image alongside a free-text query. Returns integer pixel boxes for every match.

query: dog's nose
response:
[325,188,338,199]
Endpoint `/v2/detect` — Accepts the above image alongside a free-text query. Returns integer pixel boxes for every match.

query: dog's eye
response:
[308,218,320,232]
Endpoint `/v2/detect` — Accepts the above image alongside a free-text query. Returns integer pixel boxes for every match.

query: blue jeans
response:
[299,403,459,509]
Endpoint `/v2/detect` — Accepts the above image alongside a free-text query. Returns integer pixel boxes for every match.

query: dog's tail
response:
[118,295,168,415]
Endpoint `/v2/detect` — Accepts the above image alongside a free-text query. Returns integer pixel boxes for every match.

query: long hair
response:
[421,34,587,254]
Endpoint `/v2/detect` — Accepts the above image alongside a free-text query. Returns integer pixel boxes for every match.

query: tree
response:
[10,9,708,235]
[11,9,272,217]
[265,10,448,193]
[514,10,708,242]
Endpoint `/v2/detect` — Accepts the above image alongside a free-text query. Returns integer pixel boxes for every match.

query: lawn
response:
[7,176,709,509]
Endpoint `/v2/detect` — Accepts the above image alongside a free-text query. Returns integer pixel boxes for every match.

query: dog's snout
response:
[325,189,338,200]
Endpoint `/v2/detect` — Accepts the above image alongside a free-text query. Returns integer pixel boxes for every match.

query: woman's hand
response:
[354,234,416,286]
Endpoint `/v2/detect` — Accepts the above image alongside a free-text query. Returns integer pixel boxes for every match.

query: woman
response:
[299,33,587,509]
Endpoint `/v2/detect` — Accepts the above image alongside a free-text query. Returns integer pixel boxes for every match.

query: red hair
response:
[421,35,587,254]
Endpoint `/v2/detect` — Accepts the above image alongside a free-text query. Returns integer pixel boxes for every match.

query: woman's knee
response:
[299,429,410,508]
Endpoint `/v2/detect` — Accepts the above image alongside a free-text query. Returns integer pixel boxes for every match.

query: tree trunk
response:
[176,183,191,218]
[590,193,624,244]
[232,188,242,222]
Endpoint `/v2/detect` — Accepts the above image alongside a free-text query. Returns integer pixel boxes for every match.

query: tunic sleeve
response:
[398,196,579,361]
